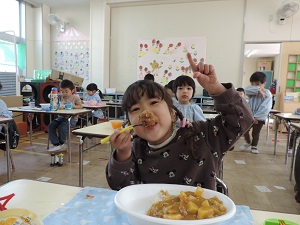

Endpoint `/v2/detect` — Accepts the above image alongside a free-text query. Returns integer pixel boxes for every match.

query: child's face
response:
[128,95,175,145]
[176,85,193,104]
[238,91,245,98]
[60,87,73,99]
[87,90,96,96]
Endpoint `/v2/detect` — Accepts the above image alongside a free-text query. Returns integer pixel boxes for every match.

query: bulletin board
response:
[137,37,206,85]
[52,27,90,82]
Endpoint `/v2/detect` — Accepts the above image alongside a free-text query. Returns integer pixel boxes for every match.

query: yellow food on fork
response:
[100,124,141,144]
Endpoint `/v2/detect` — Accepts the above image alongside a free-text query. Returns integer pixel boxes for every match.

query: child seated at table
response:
[83,83,105,125]
[47,79,82,152]
[288,107,300,154]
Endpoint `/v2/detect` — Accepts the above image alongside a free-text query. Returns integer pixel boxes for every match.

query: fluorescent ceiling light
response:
[246,49,257,58]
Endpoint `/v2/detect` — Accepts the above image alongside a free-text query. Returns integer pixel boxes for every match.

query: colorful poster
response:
[52,27,90,81]
[137,37,206,85]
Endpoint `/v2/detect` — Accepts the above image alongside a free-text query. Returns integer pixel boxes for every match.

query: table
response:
[205,113,218,119]
[82,103,110,122]
[273,113,300,164]
[72,122,113,187]
[266,109,281,140]
[1,179,300,224]
[8,107,91,163]
[290,122,300,181]
[0,117,13,182]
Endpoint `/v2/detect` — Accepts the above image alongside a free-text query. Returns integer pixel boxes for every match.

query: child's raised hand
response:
[109,129,132,161]
[187,53,226,95]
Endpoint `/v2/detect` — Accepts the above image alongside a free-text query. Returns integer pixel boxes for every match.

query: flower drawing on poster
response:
[137,37,206,85]
[52,27,90,81]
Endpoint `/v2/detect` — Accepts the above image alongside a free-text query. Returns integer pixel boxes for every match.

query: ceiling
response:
[26,0,282,58]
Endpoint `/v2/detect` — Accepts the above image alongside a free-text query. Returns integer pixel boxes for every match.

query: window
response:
[0,0,25,73]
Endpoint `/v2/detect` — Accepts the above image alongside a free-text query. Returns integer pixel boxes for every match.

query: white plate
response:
[0,208,43,225]
[115,184,236,225]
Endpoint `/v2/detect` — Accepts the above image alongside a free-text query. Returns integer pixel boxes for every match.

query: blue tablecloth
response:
[43,187,254,225]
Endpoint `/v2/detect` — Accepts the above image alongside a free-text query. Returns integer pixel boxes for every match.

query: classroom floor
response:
[1,120,300,215]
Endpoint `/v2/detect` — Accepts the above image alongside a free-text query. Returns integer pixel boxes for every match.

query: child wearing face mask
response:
[105,53,253,191]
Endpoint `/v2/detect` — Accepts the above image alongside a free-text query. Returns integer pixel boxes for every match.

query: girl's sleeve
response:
[0,100,13,118]
[197,84,253,156]
[106,151,137,190]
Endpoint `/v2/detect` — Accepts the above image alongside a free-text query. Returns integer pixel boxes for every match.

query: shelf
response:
[286,54,300,93]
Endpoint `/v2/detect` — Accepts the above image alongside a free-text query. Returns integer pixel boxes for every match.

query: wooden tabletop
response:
[291,122,300,130]
[0,117,13,123]
[82,103,109,109]
[8,107,91,116]
[274,113,300,121]
[72,121,113,138]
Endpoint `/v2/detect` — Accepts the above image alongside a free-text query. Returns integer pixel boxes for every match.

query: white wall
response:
[110,0,245,94]
[244,0,300,41]
[27,0,300,93]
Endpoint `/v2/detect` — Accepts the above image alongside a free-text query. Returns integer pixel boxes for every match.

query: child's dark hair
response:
[236,87,245,93]
[164,80,174,92]
[250,72,266,84]
[173,75,196,99]
[122,80,184,122]
[86,83,104,98]
[144,74,155,81]
[60,79,75,90]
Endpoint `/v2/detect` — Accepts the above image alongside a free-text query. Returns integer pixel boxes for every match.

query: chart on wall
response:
[137,37,206,85]
[52,27,90,81]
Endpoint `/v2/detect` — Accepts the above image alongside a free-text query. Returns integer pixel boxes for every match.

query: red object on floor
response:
[16,121,28,137]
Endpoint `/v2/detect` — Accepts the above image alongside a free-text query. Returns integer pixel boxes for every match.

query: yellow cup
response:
[110,120,123,129]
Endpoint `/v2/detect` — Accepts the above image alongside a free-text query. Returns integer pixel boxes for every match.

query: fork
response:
[100,123,142,144]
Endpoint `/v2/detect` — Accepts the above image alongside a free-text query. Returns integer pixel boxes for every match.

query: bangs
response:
[122,80,168,112]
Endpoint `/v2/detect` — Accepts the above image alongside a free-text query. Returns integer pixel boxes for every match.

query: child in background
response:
[47,79,82,152]
[240,72,272,154]
[288,107,300,154]
[172,75,206,127]
[84,83,104,124]
[236,87,248,103]
[105,52,253,191]
[236,87,245,98]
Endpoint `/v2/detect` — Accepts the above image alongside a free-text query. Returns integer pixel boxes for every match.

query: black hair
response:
[60,79,75,90]
[122,80,184,122]
[164,80,174,91]
[250,72,266,84]
[173,75,196,98]
[144,73,155,81]
[236,87,245,93]
[86,83,104,98]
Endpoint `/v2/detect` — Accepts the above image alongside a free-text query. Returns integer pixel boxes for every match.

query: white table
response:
[82,103,110,122]
[72,122,113,187]
[8,107,91,162]
[266,109,281,140]
[1,179,300,224]
[0,117,13,182]
[273,113,300,164]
